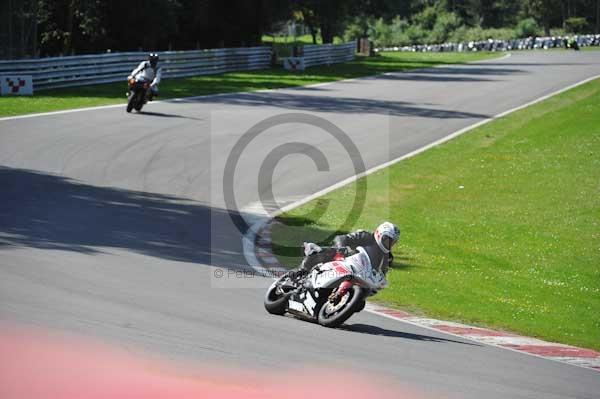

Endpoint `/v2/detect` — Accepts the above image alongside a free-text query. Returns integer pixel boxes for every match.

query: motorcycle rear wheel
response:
[318,285,364,328]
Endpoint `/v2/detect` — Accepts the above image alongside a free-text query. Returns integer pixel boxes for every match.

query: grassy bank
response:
[0,51,498,117]
[271,78,600,350]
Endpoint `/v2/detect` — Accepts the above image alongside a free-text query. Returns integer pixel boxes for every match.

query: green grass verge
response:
[0,52,498,117]
[270,78,600,350]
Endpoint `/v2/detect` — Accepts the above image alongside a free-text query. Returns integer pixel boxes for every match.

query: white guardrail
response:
[0,42,358,91]
[302,41,356,67]
[0,46,272,90]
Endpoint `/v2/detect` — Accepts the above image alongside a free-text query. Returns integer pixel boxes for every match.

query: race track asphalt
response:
[1,51,599,398]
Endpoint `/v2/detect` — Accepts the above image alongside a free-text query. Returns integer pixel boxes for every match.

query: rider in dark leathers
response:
[299,222,400,276]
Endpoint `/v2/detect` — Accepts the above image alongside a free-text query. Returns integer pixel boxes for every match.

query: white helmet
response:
[374,222,400,254]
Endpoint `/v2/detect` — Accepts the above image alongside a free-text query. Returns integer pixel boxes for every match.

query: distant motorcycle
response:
[126,77,150,113]
[264,245,387,327]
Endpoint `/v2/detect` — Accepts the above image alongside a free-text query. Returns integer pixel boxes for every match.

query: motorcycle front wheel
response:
[318,285,365,328]
[134,92,144,111]
[264,278,290,315]
[126,92,136,113]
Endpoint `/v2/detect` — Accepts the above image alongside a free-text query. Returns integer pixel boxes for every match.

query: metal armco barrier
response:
[301,41,356,67]
[0,42,358,91]
[377,34,600,53]
[0,47,272,90]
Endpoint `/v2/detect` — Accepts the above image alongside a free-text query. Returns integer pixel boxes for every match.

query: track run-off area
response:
[1,51,599,398]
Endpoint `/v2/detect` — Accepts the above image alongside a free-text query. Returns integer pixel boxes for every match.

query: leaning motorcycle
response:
[126,77,150,113]
[264,246,386,328]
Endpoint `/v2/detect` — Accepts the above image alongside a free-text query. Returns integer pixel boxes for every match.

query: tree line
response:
[1,0,599,59]
[346,1,600,48]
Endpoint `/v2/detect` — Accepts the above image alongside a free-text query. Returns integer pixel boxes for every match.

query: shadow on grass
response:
[38,83,129,99]
[390,255,418,271]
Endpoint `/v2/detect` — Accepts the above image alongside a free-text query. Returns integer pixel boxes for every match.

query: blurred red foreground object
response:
[0,325,424,399]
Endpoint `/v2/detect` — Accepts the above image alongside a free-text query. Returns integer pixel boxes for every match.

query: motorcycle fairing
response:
[288,289,319,317]
[311,247,377,290]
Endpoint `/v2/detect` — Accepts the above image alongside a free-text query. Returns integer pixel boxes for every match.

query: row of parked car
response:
[377,34,600,53]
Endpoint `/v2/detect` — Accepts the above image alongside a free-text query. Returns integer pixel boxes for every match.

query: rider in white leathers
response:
[128,53,161,101]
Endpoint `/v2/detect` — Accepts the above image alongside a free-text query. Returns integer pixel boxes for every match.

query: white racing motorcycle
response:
[264,245,387,328]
